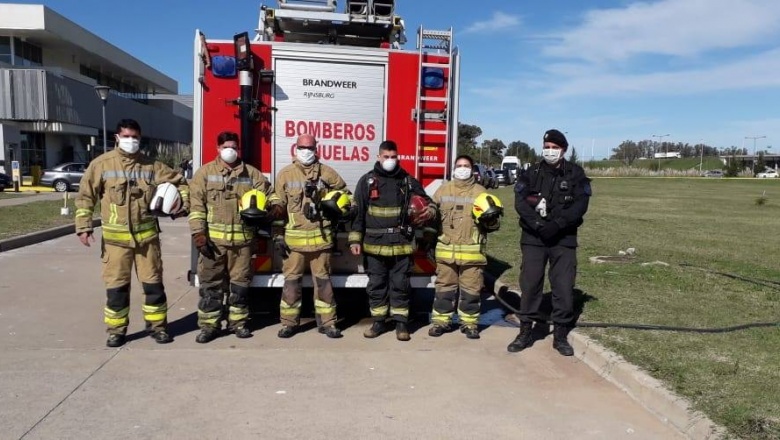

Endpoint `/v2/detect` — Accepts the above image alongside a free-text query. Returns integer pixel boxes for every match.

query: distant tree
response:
[457,123,482,158]
[568,147,579,164]
[506,140,538,164]
[611,140,642,165]
[479,138,506,167]
[725,155,743,177]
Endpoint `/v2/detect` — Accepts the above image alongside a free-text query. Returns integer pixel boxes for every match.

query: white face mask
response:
[296,148,316,165]
[453,167,472,180]
[117,137,140,154]
[381,158,397,172]
[542,148,563,165]
[220,147,238,164]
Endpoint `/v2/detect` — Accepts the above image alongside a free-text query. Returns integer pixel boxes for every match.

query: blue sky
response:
[20,0,780,159]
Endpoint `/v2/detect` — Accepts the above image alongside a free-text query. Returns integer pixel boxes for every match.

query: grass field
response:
[0,199,78,240]
[486,178,780,439]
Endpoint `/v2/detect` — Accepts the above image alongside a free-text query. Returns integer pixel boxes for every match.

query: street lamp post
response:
[652,134,670,170]
[745,135,766,175]
[94,85,110,155]
[699,139,704,174]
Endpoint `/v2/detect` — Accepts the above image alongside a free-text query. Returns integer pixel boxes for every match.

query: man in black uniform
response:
[349,141,436,341]
[507,129,591,356]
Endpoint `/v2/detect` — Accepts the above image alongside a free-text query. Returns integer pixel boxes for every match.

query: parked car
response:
[0,171,12,191]
[756,169,778,178]
[701,169,724,178]
[483,169,498,189]
[40,162,86,192]
[494,169,513,186]
[472,163,487,186]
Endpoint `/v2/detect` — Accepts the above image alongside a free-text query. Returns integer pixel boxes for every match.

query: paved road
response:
[0,219,682,439]
[0,192,62,208]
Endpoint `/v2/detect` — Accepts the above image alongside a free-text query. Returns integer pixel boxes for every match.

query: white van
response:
[501,156,521,178]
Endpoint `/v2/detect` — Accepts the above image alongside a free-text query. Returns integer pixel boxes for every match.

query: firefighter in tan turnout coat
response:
[188,131,282,343]
[274,134,348,339]
[76,119,189,348]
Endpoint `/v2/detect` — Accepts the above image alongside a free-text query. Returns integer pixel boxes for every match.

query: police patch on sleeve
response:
[514,181,525,194]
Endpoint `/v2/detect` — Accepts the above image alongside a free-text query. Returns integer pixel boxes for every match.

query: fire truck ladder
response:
[414,26,453,181]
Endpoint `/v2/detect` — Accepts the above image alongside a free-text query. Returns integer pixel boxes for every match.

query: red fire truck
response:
[191,0,460,289]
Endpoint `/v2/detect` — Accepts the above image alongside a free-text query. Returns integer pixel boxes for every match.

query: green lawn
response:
[0,192,35,200]
[0,199,79,240]
[486,178,780,439]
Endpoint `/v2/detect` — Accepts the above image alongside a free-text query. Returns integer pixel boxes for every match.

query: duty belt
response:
[366,227,402,234]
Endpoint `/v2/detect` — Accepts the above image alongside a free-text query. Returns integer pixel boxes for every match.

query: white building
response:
[0,3,192,175]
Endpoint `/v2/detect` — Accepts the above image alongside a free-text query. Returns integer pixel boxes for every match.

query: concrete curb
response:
[0,219,101,253]
[489,278,727,440]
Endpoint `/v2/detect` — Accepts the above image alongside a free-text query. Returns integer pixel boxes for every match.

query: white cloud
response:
[545,47,780,98]
[544,0,780,62]
[463,11,521,34]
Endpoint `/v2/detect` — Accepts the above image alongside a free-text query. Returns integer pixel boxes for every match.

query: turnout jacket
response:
[433,177,488,265]
[75,149,189,248]
[188,159,278,246]
[274,160,347,252]
[349,162,432,256]
[514,160,591,247]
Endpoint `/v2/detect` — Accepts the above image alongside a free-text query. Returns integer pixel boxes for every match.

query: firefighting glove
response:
[269,204,286,221]
[538,221,561,242]
[170,208,188,220]
[193,232,215,259]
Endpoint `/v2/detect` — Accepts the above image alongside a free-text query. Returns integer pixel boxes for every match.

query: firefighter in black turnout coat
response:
[349,141,436,341]
[508,129,591,356]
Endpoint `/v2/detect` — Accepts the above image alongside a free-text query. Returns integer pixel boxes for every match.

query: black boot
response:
[106,333,126,348]
[395,322,411,342]
[234,326,252,339]
[363,321,387,339]
[461,325,480,340]
[427,323,449,337]
[277,325,297,339]
[552,325,574,356]
[196,328,219,344]
[507,322,533,353]
[151,329,173,344]
[319,325,343,339]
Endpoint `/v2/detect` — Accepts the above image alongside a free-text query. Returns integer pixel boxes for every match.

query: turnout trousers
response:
[518,244,577,325]
[432,262,483,327]
[101,238,167,335]
[197,243,252,331]
[365,254,412,324]
[280,249,336,327]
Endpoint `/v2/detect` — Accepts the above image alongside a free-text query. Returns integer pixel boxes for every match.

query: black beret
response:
[543,129,568,149]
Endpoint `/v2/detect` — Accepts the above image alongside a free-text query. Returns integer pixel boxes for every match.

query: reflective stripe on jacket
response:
[188,159,278,246]
[433,178,487,265]
[75,149,189,248]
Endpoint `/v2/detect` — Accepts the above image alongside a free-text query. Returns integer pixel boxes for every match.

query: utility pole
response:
[652,134,670,171]
[745,135,766,175]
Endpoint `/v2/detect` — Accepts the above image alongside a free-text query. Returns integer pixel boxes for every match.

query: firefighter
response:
[75,119,189,348]
[274,133,348,339]
[349,140,436,341]
[428,155,502,340]
[188,131,283,343]
[508,129,591,356]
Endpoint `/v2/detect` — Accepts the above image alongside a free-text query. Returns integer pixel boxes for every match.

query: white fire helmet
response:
[150,182,182,216]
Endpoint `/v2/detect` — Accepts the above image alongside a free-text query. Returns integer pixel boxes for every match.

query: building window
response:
[0,36,11,64]
[19,132,46,175]
[12,38,42,67]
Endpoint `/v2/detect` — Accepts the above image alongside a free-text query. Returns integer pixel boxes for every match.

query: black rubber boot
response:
[552,325,574,356]
[106,333,126,348]
[363,321,387,339]
[395,322,411,342]
[277,325,297,339]
[196,328,219,344]
[319,326,343,339]
[151,329,173,344]
[427,324,449,337]
[461,325,480,340]
[507,322,533,353]
[234,326,252,339]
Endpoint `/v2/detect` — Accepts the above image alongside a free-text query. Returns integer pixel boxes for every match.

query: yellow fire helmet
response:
[319,190,351,220]
[472,192,504,231]
[239,189,268,226]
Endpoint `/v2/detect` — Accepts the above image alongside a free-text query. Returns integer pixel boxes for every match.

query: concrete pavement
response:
[0,220,682,440]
